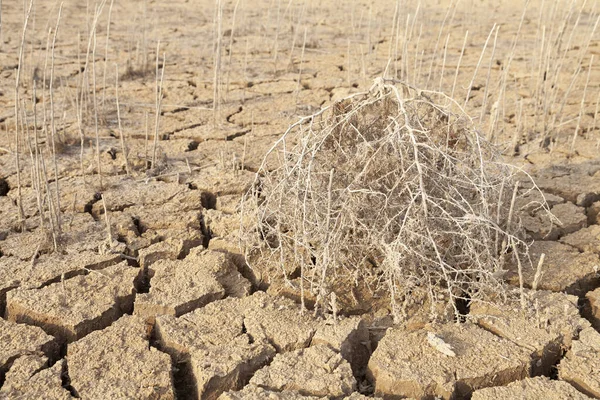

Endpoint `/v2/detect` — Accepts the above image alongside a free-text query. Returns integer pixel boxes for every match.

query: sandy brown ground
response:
[0,0,599,399]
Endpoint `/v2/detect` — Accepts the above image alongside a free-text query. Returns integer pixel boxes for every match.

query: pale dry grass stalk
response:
[225,0,242,98]
[242,79,547,320]
[450,30,468,100]
[571,55,594,153]
[152,51,165,171]
[480,26,499,127]
[115,64,130,175]
[438,34,449,92]
[213,0,223,123]
[13,0,34,232]
[464,24,496,108]
[102,0,115,108]
[425,0,456,88]
[50,3,63,231]
[92,14,102,190]
[294,27,307,104]
[532,253,545,290]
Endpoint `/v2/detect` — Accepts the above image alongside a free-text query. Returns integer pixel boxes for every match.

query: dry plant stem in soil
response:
[242,78,549,322]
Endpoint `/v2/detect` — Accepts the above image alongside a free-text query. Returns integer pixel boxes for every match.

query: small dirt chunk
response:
[219,385,325,399]
[138,239,186,269]
[471,376,592,399]
[559,327,600,398]
[0,252,122,313]
[155,296,276,400]
[585,287,600,330]
[0,356,71,399]
[470,290,590,376]
[242,291,317,352]
[560,225,600,253]
[522,202,586,240]
[367,323,530,399]
[588,201,600,225]
[311,317,371,376]
[551,202,588,236]
[68,315,174,399]
[134,252,229,323]
[0,319,59,376]
[534,162,600,203]
[6,262,141,343]
[506,241,600,296]
[249,345,356,398]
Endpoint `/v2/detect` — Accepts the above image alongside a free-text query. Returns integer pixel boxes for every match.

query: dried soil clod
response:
[0,319,59,377]
[154,292,318,399]
[135,250,242,323]
[218,385,326,399]
[471,377,593,400]
[0,356,71,399]
[5,262,141,343]
[470,289,590,376]
[67,315,175,399]
[506,241,600,296]
[558,327,600,398]
[249,345,357,398]
[560,225,600,253]
[311,316,371,377]
[367,323,531,399]
[585,287,600,330]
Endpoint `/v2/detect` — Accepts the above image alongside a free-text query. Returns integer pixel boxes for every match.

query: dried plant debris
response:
[242,79,550,321]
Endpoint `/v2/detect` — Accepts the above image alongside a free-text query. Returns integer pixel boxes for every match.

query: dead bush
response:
[241,78,548,321]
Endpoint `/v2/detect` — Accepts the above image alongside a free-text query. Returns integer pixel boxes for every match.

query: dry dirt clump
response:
[558,327,600,398]
[0,356,71,399]
[470,289,590,376]
[248,345,356,398]
[367,322,531,399]
[154,292,318,399]
[67,315,174,399]
[471,377,592,400]
[5,262,141,343]
[242,78,548,319]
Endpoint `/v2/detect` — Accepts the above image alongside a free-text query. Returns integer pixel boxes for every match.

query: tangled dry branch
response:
[241,78,549,321]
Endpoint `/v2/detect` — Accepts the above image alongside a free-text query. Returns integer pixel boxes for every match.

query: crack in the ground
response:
[226,106,243,124]
[226,129,251,141]
[60,359,79,398]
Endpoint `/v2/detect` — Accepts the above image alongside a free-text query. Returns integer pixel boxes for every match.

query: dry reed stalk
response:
[144,111,149,167]
[225,0,242,98]
[532,253,545,291]
[450,30,468,100]
[152,51,165,171]
[592,91,600,142]
[13,0,34,232]
[272,0,282,69]
[552,15,599,137]
[92,13,102,190]
[102,0,115,108]
[464,24,496,108]
[213,0,223,123]
[438,34,449,92]
[115,64,130,175]
[571,55,594,153]
[412,23,423,85]
[425,0,456,88]
[479,26,499,127]
[294,27,307,105]
[387,0,400,63]
[49,3,63,231]
[0,0,3,51]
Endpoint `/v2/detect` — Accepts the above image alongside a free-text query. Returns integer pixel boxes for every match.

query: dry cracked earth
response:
[0,0,600,399]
